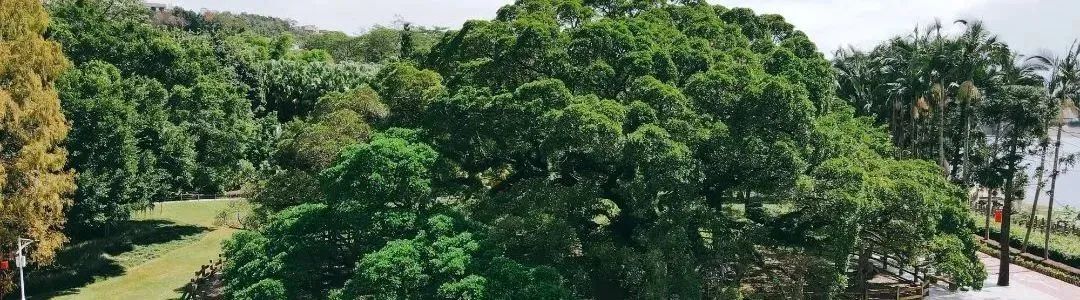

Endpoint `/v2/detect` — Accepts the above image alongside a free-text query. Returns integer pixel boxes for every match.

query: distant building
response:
[1062,102,1080,127]
[144,1,172,12]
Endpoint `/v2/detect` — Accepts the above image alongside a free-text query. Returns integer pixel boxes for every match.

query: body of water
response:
[1022,124,1080,210]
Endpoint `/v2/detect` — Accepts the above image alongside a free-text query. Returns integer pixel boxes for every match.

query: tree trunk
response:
[984,189,994,240]
[1044,121,1065,259]
[963,104,973,185]
[892,96,901,158]
[912,117,920,158]
[998,143,1017,286]
[860,245,870,300]
[939,94,947,176]
[1022,138,1050,254]
[985,123,1003,240]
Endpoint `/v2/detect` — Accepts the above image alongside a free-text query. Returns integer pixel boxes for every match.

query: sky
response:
[167,0,1080,57]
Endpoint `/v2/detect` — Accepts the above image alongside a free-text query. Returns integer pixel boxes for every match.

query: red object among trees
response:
[0,260,8,270]
[994,210,1003,223]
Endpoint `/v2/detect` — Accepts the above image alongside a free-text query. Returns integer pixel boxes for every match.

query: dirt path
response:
[928,252,1080,299]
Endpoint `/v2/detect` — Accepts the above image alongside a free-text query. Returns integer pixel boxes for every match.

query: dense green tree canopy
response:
[39,0,393,234]
[250,87,387,219]
[248,59,377,121]
[58,61,175,232]
[165,8,300,37]
[40,0,340,234]
[47,0,221,87]
[222,0,987,299]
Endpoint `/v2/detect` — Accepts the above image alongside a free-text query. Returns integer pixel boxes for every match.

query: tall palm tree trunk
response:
[892,96,903,159]
[938,86,947,175]
[963,111,973,185]
[1021,138,1050,254]
[985,123,1003,240]
[912,120,919,157]
[985,189,993,240]
[998,142,1018,287]
[1043,120,1065,259]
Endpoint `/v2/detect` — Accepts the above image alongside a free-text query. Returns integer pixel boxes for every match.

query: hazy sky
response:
[168,0,1080,57]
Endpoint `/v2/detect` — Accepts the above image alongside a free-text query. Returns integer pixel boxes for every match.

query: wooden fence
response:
[843,236,956,300]
[847,252,935,299]
[164,190,247,202]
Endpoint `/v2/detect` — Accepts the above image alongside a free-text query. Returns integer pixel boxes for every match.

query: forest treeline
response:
[42,0,446,236]
[1,0,423,293]
[2,0,1079,298]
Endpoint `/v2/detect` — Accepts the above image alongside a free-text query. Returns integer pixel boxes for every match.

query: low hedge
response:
[977,224,1080,268]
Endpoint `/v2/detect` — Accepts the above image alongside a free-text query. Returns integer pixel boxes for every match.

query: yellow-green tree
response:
[0,0,75,291]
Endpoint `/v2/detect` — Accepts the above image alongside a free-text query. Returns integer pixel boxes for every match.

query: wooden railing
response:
[163,190,247,202]
[847,236,957,300]
[179,256,225,300]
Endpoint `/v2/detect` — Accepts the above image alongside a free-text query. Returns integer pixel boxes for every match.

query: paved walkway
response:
[928,253,1080,299]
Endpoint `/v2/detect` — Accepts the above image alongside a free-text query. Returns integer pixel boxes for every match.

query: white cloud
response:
[720,0,1079,57]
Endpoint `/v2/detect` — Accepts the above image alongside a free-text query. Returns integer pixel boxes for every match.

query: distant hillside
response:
[150,5,446,63]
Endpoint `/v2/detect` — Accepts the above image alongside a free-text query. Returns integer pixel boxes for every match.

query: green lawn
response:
[139,199,249,227]
[30,199,249,299]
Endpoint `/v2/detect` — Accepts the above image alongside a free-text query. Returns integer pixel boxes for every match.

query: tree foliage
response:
[47,0,219,87]
[0,0,75,294]
[225,131,442,298]
[222,1,987,298]
[832,19,1068,285]
[58,61,175,233]
[41,0,385,231]
[248,59,377,122]
[833,20,1045,184]
[301,25,446,63]
[250,87,387,220]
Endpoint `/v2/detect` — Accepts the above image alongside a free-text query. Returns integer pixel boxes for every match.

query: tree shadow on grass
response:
[26,220,210,298]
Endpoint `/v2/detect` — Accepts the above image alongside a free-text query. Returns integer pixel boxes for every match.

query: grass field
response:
[29,199,249,300]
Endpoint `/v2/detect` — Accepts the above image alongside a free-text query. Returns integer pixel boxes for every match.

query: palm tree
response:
[907,27,934,157]
[958,80,981,184]
[831,19,1019,186]
[925,19,953,175]
[1021,134,1051,254]
[1019,53,1059,254]
[931,83,947,174]
[1025,40,1080,259]
[834,47,879,118]
[913,96,930,157]
[955,19,1006,184]
[878,36,923,157]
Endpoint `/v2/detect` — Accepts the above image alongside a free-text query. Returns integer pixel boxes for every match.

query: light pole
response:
[16,238,33,300]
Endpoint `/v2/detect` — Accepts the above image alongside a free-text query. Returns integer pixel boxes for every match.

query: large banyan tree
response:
[223,0,985,298]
